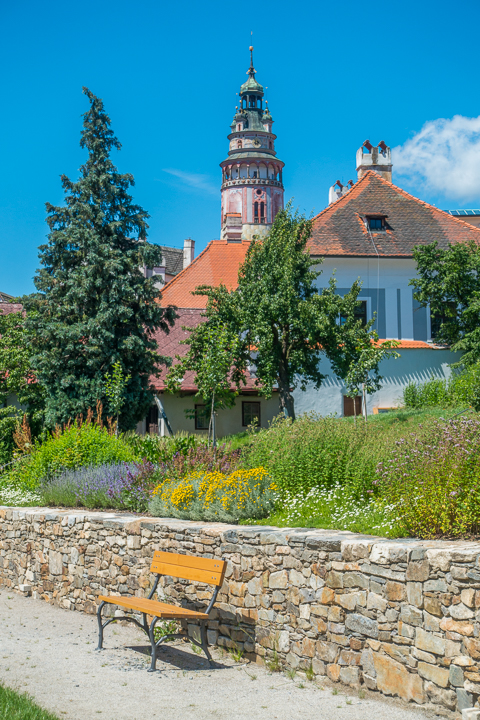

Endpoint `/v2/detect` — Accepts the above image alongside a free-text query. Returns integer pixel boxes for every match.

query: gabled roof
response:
[0,291,14,302]
[159,239,250,309]
[308,171,480,257]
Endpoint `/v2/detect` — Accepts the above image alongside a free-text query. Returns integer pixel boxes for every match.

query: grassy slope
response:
[0,683,60,720]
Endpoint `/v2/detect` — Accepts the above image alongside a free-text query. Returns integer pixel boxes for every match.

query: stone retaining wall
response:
[2,506,480,717]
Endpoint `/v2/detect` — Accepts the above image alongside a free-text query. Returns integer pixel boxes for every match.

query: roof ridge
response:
[310,170,480,238]
[310,172,372,222]
[159,241,215,301]
[362,172,480,235]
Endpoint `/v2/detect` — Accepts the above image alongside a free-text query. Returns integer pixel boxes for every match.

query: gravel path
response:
[0,588,441,720]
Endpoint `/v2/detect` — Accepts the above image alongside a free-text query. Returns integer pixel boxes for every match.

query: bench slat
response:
[149,552,226,586]
[99,595,208,619]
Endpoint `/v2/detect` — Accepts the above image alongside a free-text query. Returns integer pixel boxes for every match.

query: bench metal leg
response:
[200,621,213,668]
[96,601,106,650]
[148,617,160,672]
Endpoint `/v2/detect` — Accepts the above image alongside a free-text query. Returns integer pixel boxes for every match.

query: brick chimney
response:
[356,140,392,183]
[183,238,195,269]
[328,179,354,205]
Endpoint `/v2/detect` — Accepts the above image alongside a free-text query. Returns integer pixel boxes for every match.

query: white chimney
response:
[356,140,392,182]
[328,180,354,205]
[183,238,195,269]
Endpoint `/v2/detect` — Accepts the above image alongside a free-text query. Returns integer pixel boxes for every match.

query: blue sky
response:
[2,0,480,296]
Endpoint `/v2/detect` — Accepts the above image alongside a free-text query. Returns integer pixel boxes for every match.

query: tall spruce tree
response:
[25,88,175,429]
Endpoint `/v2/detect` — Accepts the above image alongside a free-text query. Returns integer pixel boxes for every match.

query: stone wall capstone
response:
[2,506,480,717]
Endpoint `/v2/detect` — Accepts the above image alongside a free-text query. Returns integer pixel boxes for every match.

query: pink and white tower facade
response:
[220,48,284,242]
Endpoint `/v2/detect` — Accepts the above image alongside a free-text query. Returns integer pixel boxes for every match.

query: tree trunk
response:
[353,395,357,426]
[362,383,367,424]
[211,393,216,451]
[278,370,295,421]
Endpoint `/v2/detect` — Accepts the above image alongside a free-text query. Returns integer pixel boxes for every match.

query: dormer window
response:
[366,216,386,231]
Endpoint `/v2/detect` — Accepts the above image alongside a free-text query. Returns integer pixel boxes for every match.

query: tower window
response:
[237,140,242,149]
[254,202,259,223]
[249,96,256,108]
[366,216,386,231]
[256,189,262,196]
[252,170,258,178]
[260,202,265,223]
[269,141,273,149]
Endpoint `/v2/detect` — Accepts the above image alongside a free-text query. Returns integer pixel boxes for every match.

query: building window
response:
[254,201,259,223]
[430,302,457,340]
[252,170,258,178]
[195,404,209,430]
[343,395,362,417]
[340,300,367,327]
[367,216,385,231]
[237,140,242,148]
[260,202,265,223]
[242,401,261,427]
[269,141,273,149]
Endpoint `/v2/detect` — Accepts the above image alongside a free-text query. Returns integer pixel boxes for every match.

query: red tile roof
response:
[308,171,480,257]
[151,308,260,392]
[159,239,250,309]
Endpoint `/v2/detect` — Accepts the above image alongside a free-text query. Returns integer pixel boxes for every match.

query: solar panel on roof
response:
[447,209,480,216]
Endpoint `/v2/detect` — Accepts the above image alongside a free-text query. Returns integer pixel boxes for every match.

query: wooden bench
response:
[96,551,226,672]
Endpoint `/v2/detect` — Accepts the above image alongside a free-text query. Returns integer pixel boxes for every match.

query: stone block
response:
[398,621,415,639]
[326,663,340,682]
[406,582,423,608]
[406,559,430,582]
[326,571,343,589]
[370,543,408,565]
[417,661,450,687]
[373,652,425,704]
[464,679,480,695]
[312,658,326,676]
[449,663,465,687]
[277,630,290,653]
[363,674,377,690]
[339,666,361,687]
[415,627,445,655]
[450,603,475,620]
[440,617,474,636]
[345,613,378,639]
[424,681,457,710]
[400,605,423,627]
[463,637,480,659]
[385,581,406,601]
[343,572,369,589]
[457,688,474,712]
[361,647,376,676]
[453,655,476,667]
[338,650,361,666]
[367,592,387,612]
[316,640,338,663]
[423,611,440,632]
[462,710,480,720]
[317,587,335,605]
[126,536,141,550]
[462,589,476,608]
[424,596,442,617]
[269,570,288,589]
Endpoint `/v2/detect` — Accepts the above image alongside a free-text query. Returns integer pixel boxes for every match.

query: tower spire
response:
[248,45,255,78]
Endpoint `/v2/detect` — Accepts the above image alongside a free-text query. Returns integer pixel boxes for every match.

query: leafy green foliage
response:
[0,682,61,720]
[0,309,45,463]
[4,421,135,490]
[105,361,131,434]
[197,203,377,420]
[411,240,480,364]
[166,320,246,444]
[403,364,480,411]
[25,88,175,430]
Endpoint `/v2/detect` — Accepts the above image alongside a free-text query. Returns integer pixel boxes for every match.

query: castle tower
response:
[220,48,285,242]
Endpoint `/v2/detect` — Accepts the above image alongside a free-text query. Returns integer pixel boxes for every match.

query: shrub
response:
[403,364,480,411]
[40,461,156,512]
[149,467,276,522]
[377,417,480,538]
[4,422,135,490]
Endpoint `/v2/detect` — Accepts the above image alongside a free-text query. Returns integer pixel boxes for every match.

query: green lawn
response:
[0,683,60,720]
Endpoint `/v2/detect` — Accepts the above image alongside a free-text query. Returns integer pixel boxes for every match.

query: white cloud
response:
[159,168,217,196]
[393,115,480,203]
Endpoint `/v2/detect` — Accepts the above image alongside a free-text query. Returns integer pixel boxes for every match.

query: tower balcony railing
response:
[221,178,283,189]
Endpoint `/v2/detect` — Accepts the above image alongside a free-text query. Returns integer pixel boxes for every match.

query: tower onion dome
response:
[240,46,264,96]
[262,107,273,123]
